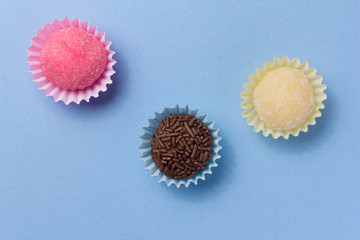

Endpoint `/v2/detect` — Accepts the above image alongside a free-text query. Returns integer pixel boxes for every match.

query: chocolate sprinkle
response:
[150,114,213,179]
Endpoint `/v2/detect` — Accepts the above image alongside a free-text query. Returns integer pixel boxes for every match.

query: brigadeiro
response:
[151,114,213,179]
[27,18,116,104]
[139,105,222,188]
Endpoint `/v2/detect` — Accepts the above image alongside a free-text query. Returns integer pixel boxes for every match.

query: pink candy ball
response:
[40,27,107,90]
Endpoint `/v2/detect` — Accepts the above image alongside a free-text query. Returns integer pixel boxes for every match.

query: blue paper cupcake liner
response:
[139,105,222,188]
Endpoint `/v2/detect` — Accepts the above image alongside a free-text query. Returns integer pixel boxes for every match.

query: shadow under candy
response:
[258,88,335,155]
[57,43,129,117]
[163,129,237,202]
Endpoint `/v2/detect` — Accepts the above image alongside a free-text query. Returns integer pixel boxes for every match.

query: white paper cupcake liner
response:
[139,105,222,188]
[27,17,116,105]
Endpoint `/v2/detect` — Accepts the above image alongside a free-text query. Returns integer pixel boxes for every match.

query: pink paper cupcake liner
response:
[27,17,116,105]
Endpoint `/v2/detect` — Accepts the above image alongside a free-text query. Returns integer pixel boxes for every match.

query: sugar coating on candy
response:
[40,27,107,90]
[253,67,315,130]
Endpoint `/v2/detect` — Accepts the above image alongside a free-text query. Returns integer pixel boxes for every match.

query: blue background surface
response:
[0,1,359,239]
